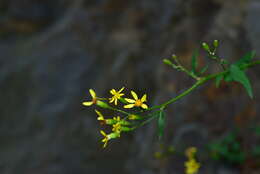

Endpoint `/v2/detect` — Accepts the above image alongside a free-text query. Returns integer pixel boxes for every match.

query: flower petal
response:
[141,104,148,109]
[125,98,135,103]
[131,91,138,100]
[119,87,125,93]
[124,104,135,109]
[141,94,147,102]
[95,110,104,120]
[82,101,93,106]
[103,140,108,148]
[89,89,96,98]
[115,98,118,105]
[110,89,116,95]
[100,130,106,136]
[109,97,114,103]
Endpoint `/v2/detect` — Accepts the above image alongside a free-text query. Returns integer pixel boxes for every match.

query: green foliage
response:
[213,50,255,98]
[208,132,245,165]
[230,65,253,98]
[215,74,223,87]
[221,64,253,98]
[234,51,256,66]
[158,110,166,140]
[191,49,199,75]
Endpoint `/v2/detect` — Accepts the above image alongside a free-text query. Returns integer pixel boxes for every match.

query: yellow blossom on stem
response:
[185,159,200,174]
[109,87,125,105]
[100,130,120,148]
[112,122,121,134]
[95,110,107,125]
[124,91,148,109]
[82,89,98,106]
[185,147,197,159]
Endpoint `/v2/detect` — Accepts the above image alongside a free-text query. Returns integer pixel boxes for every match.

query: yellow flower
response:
[185,147,197,159]
[124,91,148,109]
[95,109,107,125]
[113,116,121,122]
[112,122,121,134]
[185,159,200,174]
[100,130,110,148]
[95,110,104,121]
[109,87,125,105]
[82,89,98,106]
[112,116,122,134]
[100,130,120,148]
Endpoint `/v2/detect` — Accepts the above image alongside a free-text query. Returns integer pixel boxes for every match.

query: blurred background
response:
[0,0,260,173]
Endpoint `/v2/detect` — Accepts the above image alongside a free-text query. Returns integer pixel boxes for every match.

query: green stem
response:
[145,60,260,111]
[108,107,131,115]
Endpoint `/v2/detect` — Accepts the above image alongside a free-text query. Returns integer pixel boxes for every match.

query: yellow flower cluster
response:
[184,147,200,174]
[82,88,148,148]
[82,88,148,109]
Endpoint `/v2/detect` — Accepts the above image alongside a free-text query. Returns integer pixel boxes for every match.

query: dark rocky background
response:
[0,0,260,173]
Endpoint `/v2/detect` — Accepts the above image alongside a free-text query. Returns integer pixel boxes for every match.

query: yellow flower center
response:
[135,99,143,107]
[114,92,121,98]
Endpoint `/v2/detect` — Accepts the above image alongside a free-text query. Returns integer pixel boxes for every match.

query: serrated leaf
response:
[158,111,165,140]
[215,75,223,88]
[230,65,253,98]
[191,49,199,74]
[234,51,256,66]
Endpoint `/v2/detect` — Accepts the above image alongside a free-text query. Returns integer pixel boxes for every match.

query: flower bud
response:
[119,120,131,126]
[96,101,111,109]
[163,59,172,66]
[121,126,133,132]
[172,54,177,60]
[128,114,142,120]
[105,119,117,125]
[213,40,219,48]
[202,42,210,52]
[108,132,120,139]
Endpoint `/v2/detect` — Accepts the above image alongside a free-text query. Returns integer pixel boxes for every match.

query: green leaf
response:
[191,49,199,74]
[158,110,166,140]
[230,65,253,98]
[234,51,256,66]
[198,65,208,75]
[215,75,223,88]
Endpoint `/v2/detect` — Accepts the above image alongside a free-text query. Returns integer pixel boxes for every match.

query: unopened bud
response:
[119,120,131,126]
[105,119,117,125]
[108,132,120,139]
[121,126,133,132]
[96,101,111,109]
[172,54,177,60]
[202,42,210,52]
[163,59,172,66]
[213,40,219,48]
[128,114,142,120]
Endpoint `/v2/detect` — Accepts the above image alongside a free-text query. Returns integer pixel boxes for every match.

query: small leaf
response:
[215,75,223,88]
[199,65,208,75]
[158,110,166,140]
[191,49,199,74]
[234,51,256,66]
[230,65,253,98]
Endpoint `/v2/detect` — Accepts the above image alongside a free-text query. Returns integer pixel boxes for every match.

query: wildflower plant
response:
[82,40,260,149]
